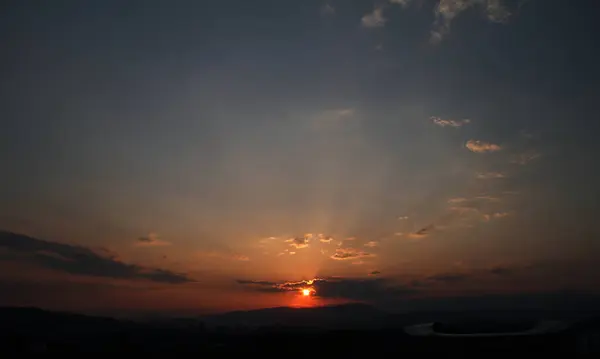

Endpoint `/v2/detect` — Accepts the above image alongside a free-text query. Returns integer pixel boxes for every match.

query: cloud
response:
[330,247,376,261]
[448,196,502,216]
[286,235,312,249]
[476,172,506,179]
[430,0,512,44]
[136,233,171,247]
[397,216,409,220]
[448,197,467,204]
[311,108,357,131]
[364,241,379,248]
[430,116,471,128]
[369,270,381,276]
[482,212,510,221]
[361,7,387,28]
[519,129,535,139]
[390,0,413,7]
[407,224,435,239]
[511,151,541,165]
[236,279,277,286]
[257,236,279,248]
[318,234,334,243]
[488,265,515,276]
[314,108,355,123]
[232,254,250,261]
[485,0,511,23]
[320,3,335,16]
[465,139,502,153]
[237,276,416,302]
[475,195,500,201]
[0,231,193,284]
[427,273,469,283]
[200,251,251,261]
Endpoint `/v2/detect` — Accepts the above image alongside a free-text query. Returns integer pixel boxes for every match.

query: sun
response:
[302,288,311,296]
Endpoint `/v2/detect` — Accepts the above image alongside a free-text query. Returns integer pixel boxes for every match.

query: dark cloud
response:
[236,276,416,302]
[369,270,381,276]
[286,235,310,249]
[407,224,434,239]
[136,233,170,247]
[415,225,433,236]
[236,279,278,286]
[0,231,193,284]
[488,266,515,276]
[426,273,469,283]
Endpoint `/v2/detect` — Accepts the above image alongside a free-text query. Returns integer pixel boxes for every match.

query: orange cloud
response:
[318,234,334,243]
[465,140,502,153]
[286,235,311,249]
[330,247,376,261]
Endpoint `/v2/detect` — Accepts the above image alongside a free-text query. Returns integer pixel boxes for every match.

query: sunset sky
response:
[1,0,600,315]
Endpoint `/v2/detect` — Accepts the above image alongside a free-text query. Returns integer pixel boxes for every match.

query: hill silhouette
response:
[1,305,599,354]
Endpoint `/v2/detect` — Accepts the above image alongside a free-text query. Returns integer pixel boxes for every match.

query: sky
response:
[1,0,600,315]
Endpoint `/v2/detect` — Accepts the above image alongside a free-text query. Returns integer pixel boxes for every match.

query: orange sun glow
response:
[302,289,311,296]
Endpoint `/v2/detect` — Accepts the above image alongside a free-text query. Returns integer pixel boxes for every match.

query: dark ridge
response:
[1,306,599,354]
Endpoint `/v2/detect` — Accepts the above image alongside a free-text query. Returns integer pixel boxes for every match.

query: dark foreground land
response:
[1,306,599,355]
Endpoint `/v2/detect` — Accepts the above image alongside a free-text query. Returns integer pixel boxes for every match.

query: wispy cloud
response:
[430,0,512,44]
[320,3,335,16]
[430,116,471,128]
[485,0,511,23]
[232,254,250,261]
[483,212,510,221]
[448,197,468,204]
[397,216,409,220]
[135,233,171,247]
[362,7,387,28]
[465,139,502,153]
[330,247,376,261]
[476,171,506,179]
[364,241,379,248]
[407,224,434,239]
[390,0,413,7]
[448,196,502,215]
[0,231,193,284]
[199,250,251,261]
[257,236,279,248]
[511,151,541,165]
[312,108,356,130]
